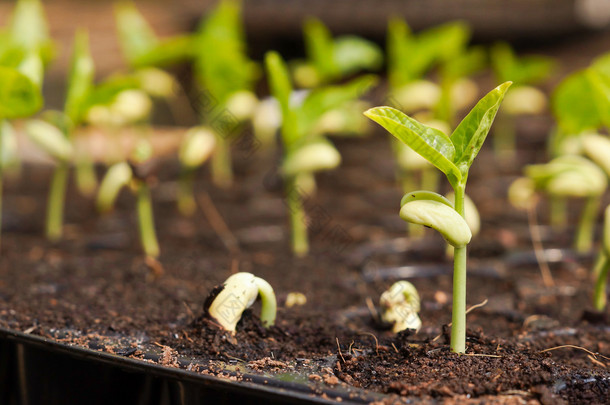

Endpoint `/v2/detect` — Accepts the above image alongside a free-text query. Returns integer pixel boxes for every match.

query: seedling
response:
[205,272,276,333]
[296,17,382,88]
[96,139,160,259]
[490,42,555,160]
[385,19,482,223]
[191,0,259,188]
[25,30,94,241]
[0,65,42,249]
[365,81,512,353]
[593,205,610,311]
[523,155,607,253]
[265,51,376,256]
[379,280,422,333]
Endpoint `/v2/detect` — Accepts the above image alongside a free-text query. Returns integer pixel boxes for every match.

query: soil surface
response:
[1,112,609,404]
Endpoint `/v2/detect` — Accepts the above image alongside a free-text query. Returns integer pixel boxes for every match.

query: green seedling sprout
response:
[206,272,276,333]
[524,155,607,253]
[592,205,610,311]
[490,42,555,160]
[191,0,259,188]
[385,19,481,228]
[177,127,216,215]
[380,280,422,333]
[24,30,94,241]
[0,65,42,250]
[97,139,160,259]
[365,81,512,353]
[265,51,376,256]
[444,191,481,258]
[297,17,383,88]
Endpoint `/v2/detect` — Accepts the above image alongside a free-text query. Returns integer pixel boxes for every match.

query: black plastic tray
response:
[0,327,388,405]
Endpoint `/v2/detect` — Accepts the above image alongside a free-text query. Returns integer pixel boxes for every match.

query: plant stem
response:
[136,181,160,258]
[592,251,605,280]
[286,176,308,257]
[46,162,69,242]
[75,156,97,197]
[593,254,609,311]
[211,133,233,188]
[177,169,196,216]
[550,197,567,229]
[451,184,467,354]
[575,196,600,254]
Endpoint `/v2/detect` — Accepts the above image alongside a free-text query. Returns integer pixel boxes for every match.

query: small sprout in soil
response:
[524,155,607,253]
[365,81,512,353]
[206,272,277,333]
[265,50,375,256]
[592,205,610,311]
[380,280,422,333]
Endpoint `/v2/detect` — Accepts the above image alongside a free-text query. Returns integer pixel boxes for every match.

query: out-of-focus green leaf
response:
[303,17,338,82]
[265,51,298,147]
[84,75,140,109]
[194,0,257,107]
[115,2,158,65]
[587,67,610,128]
[552,70,603,133]
[297,75,377,141]
[490,42,555,86]
[131,35,195,68]
[451,82,512,169]
[9,0,54,64]
[0,66,42,118]
[65,30,94,126]
[332,36,383,76]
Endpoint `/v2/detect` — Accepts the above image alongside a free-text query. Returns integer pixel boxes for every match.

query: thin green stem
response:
[177,169,196,216]
[550,197,567,229]
[592,251,606,280]
[451,184,467,354]
[575,196,600,254]
[75,157,97,197]
[46,162,69,242]
[211,134,233,188]
[286,176,308,257]
[136,181,160,258]
[593,254,609,311]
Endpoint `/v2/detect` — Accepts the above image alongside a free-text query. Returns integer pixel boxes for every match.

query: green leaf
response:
[364,106,460,183]
[332,36,383,76]
[130,35,195,68]
[298,75,377,140]
[587,67,610,128]
[490,42,555,85]
[9,0,54,64]
[194,0,256,106]
[0,66,42,119]
[303,17,338,82]
[552,70,603,133]
[65,30,94,126]
[114,1,158,66]
[450,81,512,170]
[264,51,298,146]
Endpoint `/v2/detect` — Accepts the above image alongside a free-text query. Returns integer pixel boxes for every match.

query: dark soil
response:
[1,118,609,404]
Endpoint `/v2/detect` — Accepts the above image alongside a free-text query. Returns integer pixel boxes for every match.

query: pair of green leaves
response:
[265,51,377,151]
[387,19,471,89]
[490,42,555,86]
[115,2,194,69]
[365,82,512,189]
[303,18,383,84]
